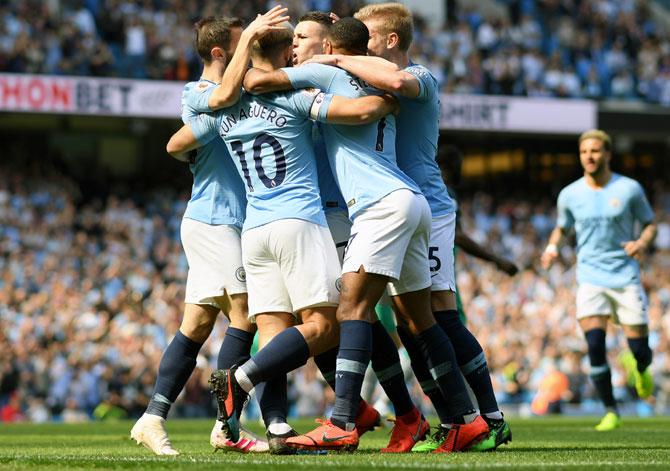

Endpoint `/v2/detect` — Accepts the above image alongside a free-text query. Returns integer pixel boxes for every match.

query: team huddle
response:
[129,1,657,457]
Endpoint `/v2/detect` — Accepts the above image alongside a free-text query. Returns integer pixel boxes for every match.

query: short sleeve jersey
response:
[557,173,654,288]
[189,88,331,231]
[396,62,456,217]
[282,63,420,220]
[181,79,247,228]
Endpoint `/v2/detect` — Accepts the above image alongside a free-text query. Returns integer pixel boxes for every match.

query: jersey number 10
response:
[230,132,287,192]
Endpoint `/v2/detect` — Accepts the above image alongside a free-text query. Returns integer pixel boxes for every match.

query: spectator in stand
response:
[2,160,669,422]
[1,0,670,103]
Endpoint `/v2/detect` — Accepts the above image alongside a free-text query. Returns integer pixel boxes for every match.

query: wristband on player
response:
[544,243,559,255]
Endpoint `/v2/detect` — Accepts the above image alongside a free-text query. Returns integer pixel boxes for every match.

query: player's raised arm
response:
[317,93,399,125]
[207,6,290,110]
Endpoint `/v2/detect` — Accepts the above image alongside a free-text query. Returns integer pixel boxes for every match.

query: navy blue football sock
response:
[314,346,339,391]
[585,328,617,412]
[370,322,414,417]
[435,309,499,415]
[315,345,367,417]
[331,320,372,430]
[257,375,288,428]
[397,325,451,423]
[146,331,202,419]
[217,327,254,370]
[626,336,652,373]
[238,327,310,387]
[417,324,475,419]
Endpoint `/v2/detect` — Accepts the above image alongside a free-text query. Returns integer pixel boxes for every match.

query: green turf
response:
[1,416,669,469]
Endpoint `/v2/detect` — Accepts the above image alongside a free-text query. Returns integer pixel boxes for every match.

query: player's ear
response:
[387,32,399,49]
[283,45,293,66]
[324,39,333,55]
[210,46,227,64]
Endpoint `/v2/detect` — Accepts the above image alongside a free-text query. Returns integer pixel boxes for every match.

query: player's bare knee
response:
[181,304,218,342]
[336,297,376,322]
[430,289,456,312]
[180,319,214,343]
[228,311,254,332]
[622,323,648,337]
[318,315,339,340]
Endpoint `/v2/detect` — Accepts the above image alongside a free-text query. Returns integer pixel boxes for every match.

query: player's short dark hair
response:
[327,17,369,55]
[194,17,234,62]
[298,11,332,27]
[252,25,294,58]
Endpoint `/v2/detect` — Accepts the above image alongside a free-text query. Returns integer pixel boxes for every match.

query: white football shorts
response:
[242,218,340,318]
[342,189,432,296]
[428,212,457,292]
[180,217,247,309]
[576,282,649,325]
[326,209,352,265]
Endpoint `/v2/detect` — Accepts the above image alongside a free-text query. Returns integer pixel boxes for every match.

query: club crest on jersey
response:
[609,198,621,208]
[196,82,211,92]
[235,267,246,282]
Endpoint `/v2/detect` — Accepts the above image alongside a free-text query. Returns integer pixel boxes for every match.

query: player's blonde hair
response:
[578,129,612,152]
[354,2,413,52]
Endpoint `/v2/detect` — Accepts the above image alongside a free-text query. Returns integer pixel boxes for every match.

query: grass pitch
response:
[1,416,669,469]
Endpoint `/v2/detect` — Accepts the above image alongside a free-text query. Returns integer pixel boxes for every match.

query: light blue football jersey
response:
[189,88,331,231]
[557,173,654,288]
[312,122,347,212]
[396,62,456,217]
[282,63,421,219]
[181,79,246,227]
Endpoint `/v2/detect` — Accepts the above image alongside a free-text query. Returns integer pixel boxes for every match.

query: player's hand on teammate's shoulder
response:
[242,5,290,41]
[303,54,339,67]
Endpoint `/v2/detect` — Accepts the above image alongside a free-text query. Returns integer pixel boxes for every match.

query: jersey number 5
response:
[230,132,287,192]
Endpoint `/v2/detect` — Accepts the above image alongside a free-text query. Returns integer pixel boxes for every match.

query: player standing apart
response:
[542,129,657,431]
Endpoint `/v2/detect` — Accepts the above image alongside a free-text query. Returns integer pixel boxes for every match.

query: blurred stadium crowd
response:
[1,162,669,423]
[1,0,670,103]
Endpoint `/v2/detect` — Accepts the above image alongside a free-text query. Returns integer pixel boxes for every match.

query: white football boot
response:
[130,413,179,456]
